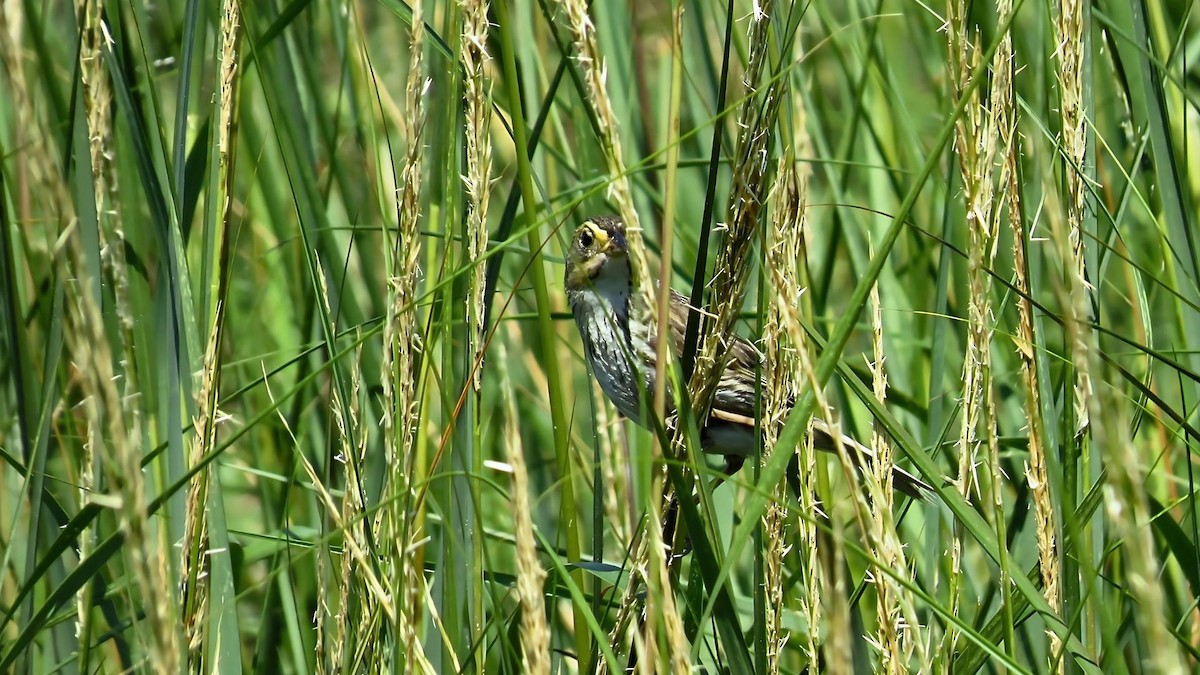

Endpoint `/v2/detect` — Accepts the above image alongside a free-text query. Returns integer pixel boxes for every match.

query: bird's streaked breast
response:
[571,289,652,425]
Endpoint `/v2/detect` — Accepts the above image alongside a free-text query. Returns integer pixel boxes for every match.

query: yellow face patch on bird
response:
[579,220,609,250]
[565,217,628,291]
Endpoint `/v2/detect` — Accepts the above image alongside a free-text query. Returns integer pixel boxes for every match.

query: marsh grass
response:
[2,1,1199,673]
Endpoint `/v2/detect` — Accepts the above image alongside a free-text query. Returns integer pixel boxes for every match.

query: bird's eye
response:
[579,228,594,249]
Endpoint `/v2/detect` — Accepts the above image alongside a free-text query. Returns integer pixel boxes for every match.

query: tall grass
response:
[1,1,1198,673]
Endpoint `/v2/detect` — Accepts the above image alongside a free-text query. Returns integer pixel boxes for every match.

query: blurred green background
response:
[1,0,1198,673]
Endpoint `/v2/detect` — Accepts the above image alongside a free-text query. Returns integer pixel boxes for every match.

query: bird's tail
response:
[805,418,935,502]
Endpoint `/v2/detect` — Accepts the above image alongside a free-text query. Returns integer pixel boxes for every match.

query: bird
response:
[563,215,932,500]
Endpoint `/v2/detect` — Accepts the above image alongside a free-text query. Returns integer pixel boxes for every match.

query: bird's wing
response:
[651,287,933,498]
[647,288,765,420]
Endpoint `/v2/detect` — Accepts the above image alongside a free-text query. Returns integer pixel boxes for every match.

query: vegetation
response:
[1,0,1198,672]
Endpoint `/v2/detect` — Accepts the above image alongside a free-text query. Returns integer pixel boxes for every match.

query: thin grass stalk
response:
[861,252,932,671]
[820,426,885,674]
[78,1,131,340]
[1052,0,1098,661]
[799,426,821,669]
[989,0,1060,667]
[761,183,792,673]
[258,334,395,627]
[459,9,492,664]
[316,517,330,675]
[866,261,904,673]
[1054,1,1179,670]
[331,340,369,669]
[343,19,391,668]
[179,1,241,666]
[594,398,661,656]
[57,185,178,672]
[983,1,1016,660]
[944,0,1006,660]
[643,6,691,669]
[632,433,665,670]
[763,155,803,673]
[73,0,114,664]
[493,2,586,665]
[461,0,492,395]
[37,2,183,661]
[653,1,684,457]
[47,104,179,670]
[0,0,54,258]
[823,490,852,675]
[643,497,691,674]
[496,337,550,675]
[65,265,180,673]
[258,369,370,675]
[379,0,430,668]
[1008,146,1062,670]
[764,229,880,673]
[795,354,911,674]
[419,576,462,673]
[785,317,855,674]
[180,341,214,663]
[73,365,97,668]
[1003,44,1062,675]
[1097,389,1183,672]
[777,59,822,672]
[1053,0,1093,439]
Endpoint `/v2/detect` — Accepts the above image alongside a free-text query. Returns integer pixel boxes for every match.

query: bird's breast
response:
[572,291,654,425]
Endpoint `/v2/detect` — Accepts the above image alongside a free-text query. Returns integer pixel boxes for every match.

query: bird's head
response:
[564,216,630,293]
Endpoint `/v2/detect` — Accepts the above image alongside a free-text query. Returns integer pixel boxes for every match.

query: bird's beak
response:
[599,228,627,259]
[610,229,627,253]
